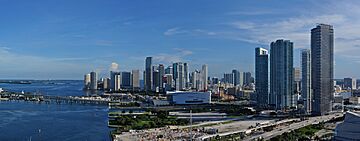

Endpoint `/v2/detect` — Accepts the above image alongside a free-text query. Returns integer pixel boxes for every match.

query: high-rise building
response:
[255,47,269,108]
[270,39,294,110]
[173,62,186,91]
[239,72,244,87]
[114,74,121,91]
[153,70,160,92]
[110,71,121,91]
[201,64,208,91]
[184,63,189,89]
[311,24,334,115]
[145,57,153,92]
[164,74,173,91]
[165,66,173,74]
[243,72,252,86]
[294,67,301,99]
[103,77,110,90]
[232,69,241,86]
[223,73,234,85]
[131,70,140,91]
[302,49,312,113]
[344,78,357,90]
[84,73,91,90]
[90,71,98,90]
[158,64,165,91]
[121,72,131,89]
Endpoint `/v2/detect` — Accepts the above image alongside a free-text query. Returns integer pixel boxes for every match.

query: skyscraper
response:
[344,78,356,90]
[302,49,312,113]
[121,71,131,89]
[114,74,121,91]
[131,70,140,91]
[255,47,269,108]
[184,63,189,89]
[103,77,110,90]
[145,57,153,92]
[243,72,252,86]
[270,39,294,110]
[224,73,234,85]
[158,64,165,91]
[201,64,208,91]
[84,73,91,90]
[110,71,121,91]
[311,24,334,115]
[232,69,241,86]
[90,71,98,90]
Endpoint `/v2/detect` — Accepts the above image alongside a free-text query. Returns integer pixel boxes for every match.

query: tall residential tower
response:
[255,47,269,108]
[302,49,312,113]
[311,24,334,115]
[270,39,295,110]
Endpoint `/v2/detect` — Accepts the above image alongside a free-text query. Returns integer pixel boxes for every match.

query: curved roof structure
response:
[334,111,360,141]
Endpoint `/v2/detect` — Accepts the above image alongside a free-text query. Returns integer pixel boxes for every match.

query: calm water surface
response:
[0,80,111,141]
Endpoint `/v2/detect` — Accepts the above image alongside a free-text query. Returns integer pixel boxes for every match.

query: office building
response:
[158,64,165,90]
[114,74,121,91]
[110,71,121,91]
[243,72,252,86]
[302,49,312,113]
[232,69,241,86]
[153,69,160,92]
[255,47,269,108]
[121,71,131,89]
[103,77,110,90]
[84,73,91,90]
[145,57,153,92]
[270,39,294,110]
[90,71,98,90]
[184,63,189,88]
[131,70,140,90]
[344,78,357,90]
[223,73,234,85]
[201,64,208,91]
[311,24,334,115]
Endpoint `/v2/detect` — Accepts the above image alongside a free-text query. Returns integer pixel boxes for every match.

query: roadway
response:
[245,113,343,141]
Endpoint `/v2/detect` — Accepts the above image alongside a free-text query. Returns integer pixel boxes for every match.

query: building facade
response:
[255,47,269,108]
[311,24,334,115]
[302,49,312,113]
[270,39,295,110]
[145,57,153,92]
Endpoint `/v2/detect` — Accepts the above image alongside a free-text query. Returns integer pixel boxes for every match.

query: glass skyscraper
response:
[255,47,269,108]
[145,57,153,92]
[311,24,334,115]
[270,39,295,110]
[302,49,312,113]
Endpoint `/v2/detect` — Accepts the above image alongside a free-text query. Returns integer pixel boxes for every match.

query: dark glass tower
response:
[270,39,294,110]
[145,57,153,92]
[255,47,269,108]
[311,24,334,115]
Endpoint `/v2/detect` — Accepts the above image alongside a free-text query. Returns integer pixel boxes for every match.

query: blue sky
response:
[0,0,359,79]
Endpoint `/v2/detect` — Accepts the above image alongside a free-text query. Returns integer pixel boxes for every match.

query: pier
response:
[0,92,112,105]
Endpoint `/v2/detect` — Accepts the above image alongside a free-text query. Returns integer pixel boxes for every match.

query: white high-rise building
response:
[201,64,208,91]
[302,49,312,113]
[84,73,91,90]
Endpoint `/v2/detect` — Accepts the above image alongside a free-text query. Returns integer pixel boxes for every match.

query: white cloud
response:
[163,27,188,36]
[152,48,193,64]
[109,62,119,71]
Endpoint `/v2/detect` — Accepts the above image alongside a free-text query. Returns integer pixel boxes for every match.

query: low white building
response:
[334,111,360,141]
[168,91,211,105]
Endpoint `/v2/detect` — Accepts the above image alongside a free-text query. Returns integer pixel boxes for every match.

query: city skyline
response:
[1,0,360,79]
